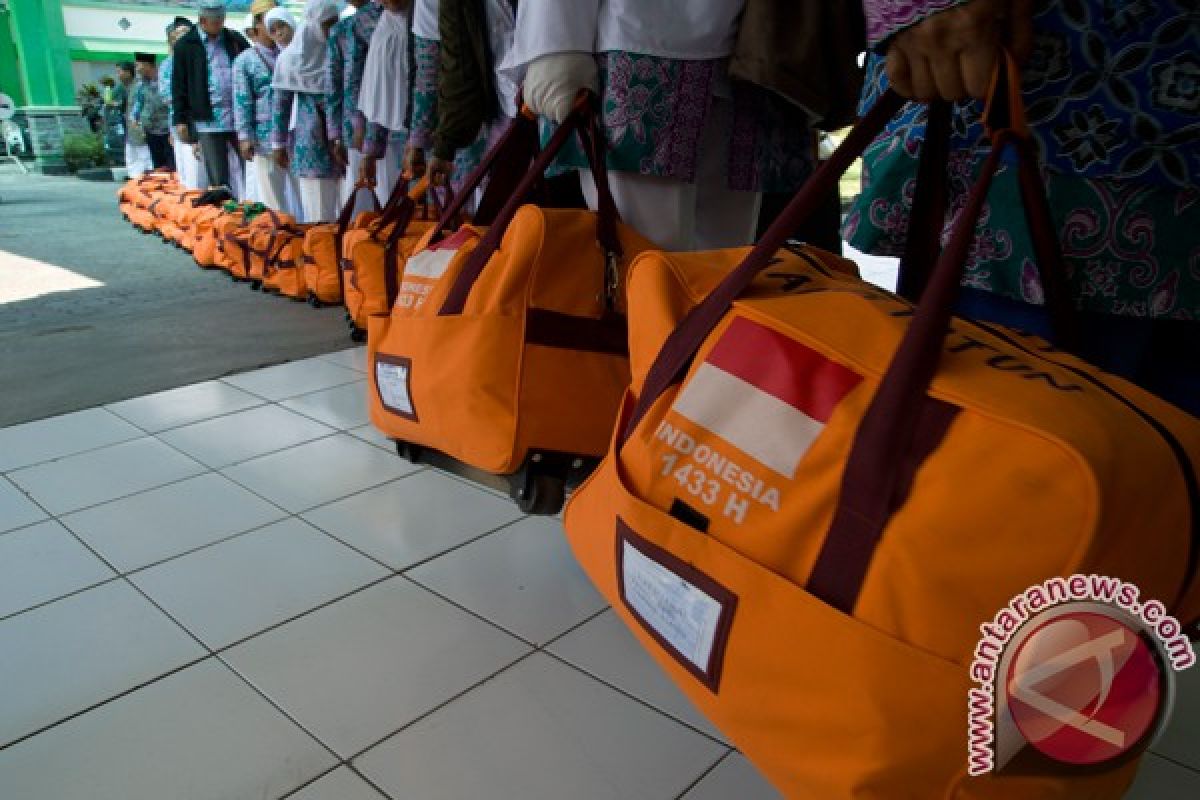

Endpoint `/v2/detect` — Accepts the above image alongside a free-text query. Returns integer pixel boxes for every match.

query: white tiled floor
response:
[0,346,1196,799]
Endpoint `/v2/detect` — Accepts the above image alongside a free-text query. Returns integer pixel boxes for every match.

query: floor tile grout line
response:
[0,652,213,754]
[673,748,735,800]
[104,396,270,437]
[0,426,149,477]
[341,650,541,766]
[115,563,352,769]
[209,573,398,655]
[0,573,124,625]
[1149,750,1200,776]
[218,374,365,405]
[539,647,731,748]
[11,465,212,519]
[1,512,346,764]
[276,762,396,800]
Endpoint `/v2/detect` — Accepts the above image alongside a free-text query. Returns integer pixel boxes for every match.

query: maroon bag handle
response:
[427,111,542,242]
[624,73,1076,614]
[438,97,621,316]
[334,182,381,292]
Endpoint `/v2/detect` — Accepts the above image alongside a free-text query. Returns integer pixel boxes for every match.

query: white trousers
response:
[340,138,404,207]
[227,149,248,201]
[125,140,153,178]
[244,158,261,203]
[298,177,340,223]
[254,155,301,216]
[172,137,208,189]
[580,99,761,252]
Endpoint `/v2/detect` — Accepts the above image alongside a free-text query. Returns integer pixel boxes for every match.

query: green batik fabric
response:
[844,139,1200,319]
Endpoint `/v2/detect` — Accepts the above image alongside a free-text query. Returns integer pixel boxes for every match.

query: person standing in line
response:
[357,0,415,196]
[269,1,345,223]
[172,0,250,191]
[234,0,299,211]
[122,60,154,177]
[131,53,173,171]
[398,0,439,181]
[427,0,521,193]
[504,0,815,251]
[160,17,208,188]
[327,0,399,203]
[848,0,1199,416]
[112,62,140,172]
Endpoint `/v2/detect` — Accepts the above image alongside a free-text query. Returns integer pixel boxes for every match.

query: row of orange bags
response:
[117,168,446,341]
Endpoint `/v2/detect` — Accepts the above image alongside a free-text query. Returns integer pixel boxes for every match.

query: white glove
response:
[522,52,598,124]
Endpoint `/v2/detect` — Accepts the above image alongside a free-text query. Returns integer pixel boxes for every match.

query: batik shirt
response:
[196,29,236,134]
[233,45,277,155]
[552,53,814,194]
[131,76,170,135]
[327,0,388,157]
[158,56,174,117]
[408,35,439,150]
[844,0,1200,319]
[271,89,339,179]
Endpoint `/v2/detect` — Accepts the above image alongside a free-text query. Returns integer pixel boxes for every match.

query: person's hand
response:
[351,128,365,152]
[331,139,348,169]
[239,140,256,161]
[274,148,290,170]
[403,145,425,178]
[522,52,597,123]
[358,154,377,185]
[428,155,452,186]
[886,0,1033,101]
[175,123,190,143]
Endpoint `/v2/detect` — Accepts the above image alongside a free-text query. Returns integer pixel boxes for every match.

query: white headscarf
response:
[272,0,342,94]
[358,7,411,132]
[263,6,295,34]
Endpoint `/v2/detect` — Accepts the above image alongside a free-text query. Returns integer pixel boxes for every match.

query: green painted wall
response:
[9,0,77,107]
[0,9,28,105]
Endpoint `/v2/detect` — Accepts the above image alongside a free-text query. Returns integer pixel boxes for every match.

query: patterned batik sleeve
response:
[346,13,372,145]
[326,30,346,143]
[408,35,440,150]
[271,88,294,152]
[362,121,389,158]
[863,0,972,49]
[232,57,256,144]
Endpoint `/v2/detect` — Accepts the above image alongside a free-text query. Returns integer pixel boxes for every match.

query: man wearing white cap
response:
[171,0,250,190]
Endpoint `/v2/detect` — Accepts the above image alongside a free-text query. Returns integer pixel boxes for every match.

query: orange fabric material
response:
[343,199,439,331]
[367,205,655,474]
[562,245,1200,798]
[193,210,244,270]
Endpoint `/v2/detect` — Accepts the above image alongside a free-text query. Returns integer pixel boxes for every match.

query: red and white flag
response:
[670,317,862,478]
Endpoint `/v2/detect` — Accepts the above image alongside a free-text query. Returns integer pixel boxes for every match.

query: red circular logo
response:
[1005,612,1164,766]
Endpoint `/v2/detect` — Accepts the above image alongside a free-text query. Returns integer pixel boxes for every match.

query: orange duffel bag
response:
[262,222,314,299]
[193,206,245,270]
[562,83,1200,798]
[222,209,299,283]
[302,183,381,307]
[367,104,655,513]
[344,176,444,341]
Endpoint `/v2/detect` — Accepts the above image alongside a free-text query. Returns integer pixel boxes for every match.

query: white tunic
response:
[503,0,745,72]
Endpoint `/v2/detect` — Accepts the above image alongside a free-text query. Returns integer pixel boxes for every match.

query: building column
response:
[6,0,85,173]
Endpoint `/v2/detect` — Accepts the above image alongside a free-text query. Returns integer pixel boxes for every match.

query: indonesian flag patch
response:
[670,317,862,478]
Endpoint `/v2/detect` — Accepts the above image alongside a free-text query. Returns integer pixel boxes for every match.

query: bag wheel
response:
[307,293,322,308]
[512,472,566,516]
[250,280,262,291]
[349,328,366,343]
[395,441,423,463]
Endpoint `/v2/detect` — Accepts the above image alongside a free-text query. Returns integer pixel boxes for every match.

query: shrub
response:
[62,132,107,171]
